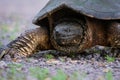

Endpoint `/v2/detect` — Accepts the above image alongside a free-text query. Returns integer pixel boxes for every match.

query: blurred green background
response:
[0,0,49,47]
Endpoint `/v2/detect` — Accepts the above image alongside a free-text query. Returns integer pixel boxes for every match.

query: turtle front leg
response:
[0,27,51,59]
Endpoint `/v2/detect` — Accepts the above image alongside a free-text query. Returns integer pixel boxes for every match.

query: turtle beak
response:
[53,21,84,46]
[50,19,88,53]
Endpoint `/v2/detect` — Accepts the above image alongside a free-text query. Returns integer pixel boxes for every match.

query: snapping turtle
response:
[0,0,120,58]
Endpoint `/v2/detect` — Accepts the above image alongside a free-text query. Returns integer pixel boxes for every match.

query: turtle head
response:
[51,18,87,53]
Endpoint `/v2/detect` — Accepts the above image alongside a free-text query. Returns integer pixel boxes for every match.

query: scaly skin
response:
[108,22,120,48]
[0,27,52,59]
[0,18,120,59]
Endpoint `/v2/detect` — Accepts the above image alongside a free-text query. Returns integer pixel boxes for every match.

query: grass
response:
[52,69,67,80]
[105,70,114,80]
[44,54,54,60]
[105,55,115,62]
[0,63,86,80]
[1,23,20,38]
[0,17,27,48]
[70,71,87,80]
[0,63,26,80]
[1,24,9,33]
[0,62,116,80]
[29,67,49,80]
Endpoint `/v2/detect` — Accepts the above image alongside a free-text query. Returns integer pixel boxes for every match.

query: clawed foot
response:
[0,46,25,61]
[0,46,11,59]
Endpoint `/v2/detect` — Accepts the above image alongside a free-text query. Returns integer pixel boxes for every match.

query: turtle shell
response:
[33,0,120,26]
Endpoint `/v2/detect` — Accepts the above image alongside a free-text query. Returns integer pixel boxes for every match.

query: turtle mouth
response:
[53,22,83,46]
[51,19,86,53]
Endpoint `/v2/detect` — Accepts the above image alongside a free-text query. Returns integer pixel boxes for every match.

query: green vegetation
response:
[70,71,86,80]
[0,63,83,80]
[0,63,25,80]
[52,69,67,80]
[0,62,116,80]
[44,54,54,60]
[8,62,23,68]
[29,67,49,80]
[105,55,115,62]
[1,24,9,33]
[105,70,114,80]
[0,23,20,46]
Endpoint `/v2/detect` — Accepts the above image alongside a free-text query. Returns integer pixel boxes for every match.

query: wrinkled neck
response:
[107,22,120,47]
[83,18,108,48]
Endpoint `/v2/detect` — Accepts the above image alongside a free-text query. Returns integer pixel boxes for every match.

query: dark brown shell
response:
[33,0,120,26]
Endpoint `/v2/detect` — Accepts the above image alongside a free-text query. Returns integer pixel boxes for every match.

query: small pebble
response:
[0,61,7,69]
[103,68,110,73]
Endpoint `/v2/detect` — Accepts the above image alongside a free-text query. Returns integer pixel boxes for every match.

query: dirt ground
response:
[0,0,120,80]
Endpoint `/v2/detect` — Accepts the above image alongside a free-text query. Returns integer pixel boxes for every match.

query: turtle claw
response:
[0,46,10,59]
[0,46,22,60]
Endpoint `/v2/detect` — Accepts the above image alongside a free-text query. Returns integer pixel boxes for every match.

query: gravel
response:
[0,48,120,80]
[0,0,120,80]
